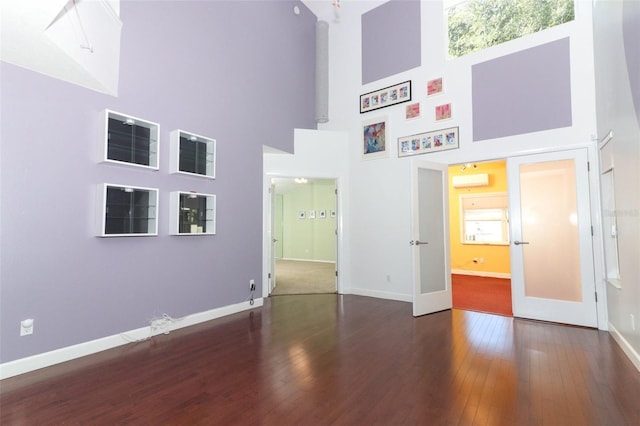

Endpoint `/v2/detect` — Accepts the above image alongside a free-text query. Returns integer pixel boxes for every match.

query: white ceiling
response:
[1,0,382,95]
[1,0,122,95]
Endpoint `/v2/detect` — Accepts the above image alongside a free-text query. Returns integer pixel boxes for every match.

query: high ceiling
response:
[1,0,122,95]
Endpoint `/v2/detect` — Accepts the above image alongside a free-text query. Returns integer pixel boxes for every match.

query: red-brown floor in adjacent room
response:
[452,273,513,316]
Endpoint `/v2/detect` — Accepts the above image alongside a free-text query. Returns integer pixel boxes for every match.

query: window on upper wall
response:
[445,0,575,58]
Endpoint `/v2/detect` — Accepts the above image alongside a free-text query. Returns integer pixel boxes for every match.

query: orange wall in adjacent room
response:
[449,160,511,276]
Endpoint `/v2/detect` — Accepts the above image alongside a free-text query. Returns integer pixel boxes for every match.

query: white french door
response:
[508,149,597,327]
[411,161,452,317]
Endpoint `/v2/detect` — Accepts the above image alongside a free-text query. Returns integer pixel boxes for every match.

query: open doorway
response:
[269,177,337,295]
[448,160,513,316]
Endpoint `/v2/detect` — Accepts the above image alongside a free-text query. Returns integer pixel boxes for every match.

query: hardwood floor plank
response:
[2,295,639,425]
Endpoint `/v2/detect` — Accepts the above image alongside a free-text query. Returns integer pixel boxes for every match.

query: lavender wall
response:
[0,1,316,363]
[361,0,421,85]
[472,38,573,142]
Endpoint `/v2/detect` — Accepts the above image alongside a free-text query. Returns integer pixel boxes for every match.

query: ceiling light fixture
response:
[460,163,477,171]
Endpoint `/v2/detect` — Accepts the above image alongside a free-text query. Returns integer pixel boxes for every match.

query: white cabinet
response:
[98,183,158,237]
[169,130,215,178]
[169,191,216,235]
[102,110,159,170]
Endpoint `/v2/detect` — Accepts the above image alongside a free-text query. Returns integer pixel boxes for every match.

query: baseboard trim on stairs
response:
[451,269,511,279]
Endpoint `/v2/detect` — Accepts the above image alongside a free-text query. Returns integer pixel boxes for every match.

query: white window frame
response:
[460,192,510,245]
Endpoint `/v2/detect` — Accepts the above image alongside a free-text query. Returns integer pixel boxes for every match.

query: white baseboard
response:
[0,298,264,380]
[279,257,335,264]
[346,287,412,303]
[608,322,640,372]
[451,269,511,279]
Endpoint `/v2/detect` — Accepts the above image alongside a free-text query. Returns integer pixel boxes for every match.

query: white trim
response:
[263,171,344,299]
[451,269,511,279]
[608,322,640,372]
[279,258,336,264]
[346,287,412,303]
[0,299,263,380]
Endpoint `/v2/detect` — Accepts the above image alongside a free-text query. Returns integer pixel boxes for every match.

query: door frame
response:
[262,174,342,298]
[446,143,607,329]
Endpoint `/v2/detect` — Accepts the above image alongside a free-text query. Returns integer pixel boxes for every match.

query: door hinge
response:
[587,161,590,172]
[268,272,271,279]
[335,270,338,277]
[595,291,598,302]
[335,188,338,195]
[591,226,594,236]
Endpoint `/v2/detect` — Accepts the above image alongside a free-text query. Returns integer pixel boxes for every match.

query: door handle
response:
[409,240,429,246]
[513,240,529,245]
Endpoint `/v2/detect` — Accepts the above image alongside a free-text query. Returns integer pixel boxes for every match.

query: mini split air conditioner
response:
[452,173,489,188]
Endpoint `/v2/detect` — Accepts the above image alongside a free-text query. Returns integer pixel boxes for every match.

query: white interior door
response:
[411,161,451,317]
[508,149,597,327]
[274,193,283,260]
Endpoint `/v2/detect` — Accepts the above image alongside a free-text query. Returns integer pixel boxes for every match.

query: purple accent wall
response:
[472,38,572,142]
[0,1,316,363]
[361,0,421,85]
[623,0,640,127]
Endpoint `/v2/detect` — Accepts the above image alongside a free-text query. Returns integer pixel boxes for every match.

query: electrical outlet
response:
[249,279,256,291]
[20,319,34,336]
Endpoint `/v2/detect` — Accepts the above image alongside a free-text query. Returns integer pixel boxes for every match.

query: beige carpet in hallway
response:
[271,260,336,295]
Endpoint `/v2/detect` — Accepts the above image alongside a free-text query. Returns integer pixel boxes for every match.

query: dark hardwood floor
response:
[1,294,639,425]
[452,274,513,316]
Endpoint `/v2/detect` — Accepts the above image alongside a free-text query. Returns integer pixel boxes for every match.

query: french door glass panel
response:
[418,168,446,294]
[411,161,451,317]
[520,159,581,301]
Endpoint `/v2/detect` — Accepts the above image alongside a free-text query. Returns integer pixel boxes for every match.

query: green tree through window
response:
[447,0,574,57]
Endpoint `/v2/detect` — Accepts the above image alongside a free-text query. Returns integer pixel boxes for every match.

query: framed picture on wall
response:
[298,210,306,219]
[427,77,443,96]
[405,102,421,120]
[319,210,327,218]
[330,210,336,218]
[309,210,316,219]
[435,103,452,121]
[398,126,459,158]
[362,116,388,160]
[360,80,411,113]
